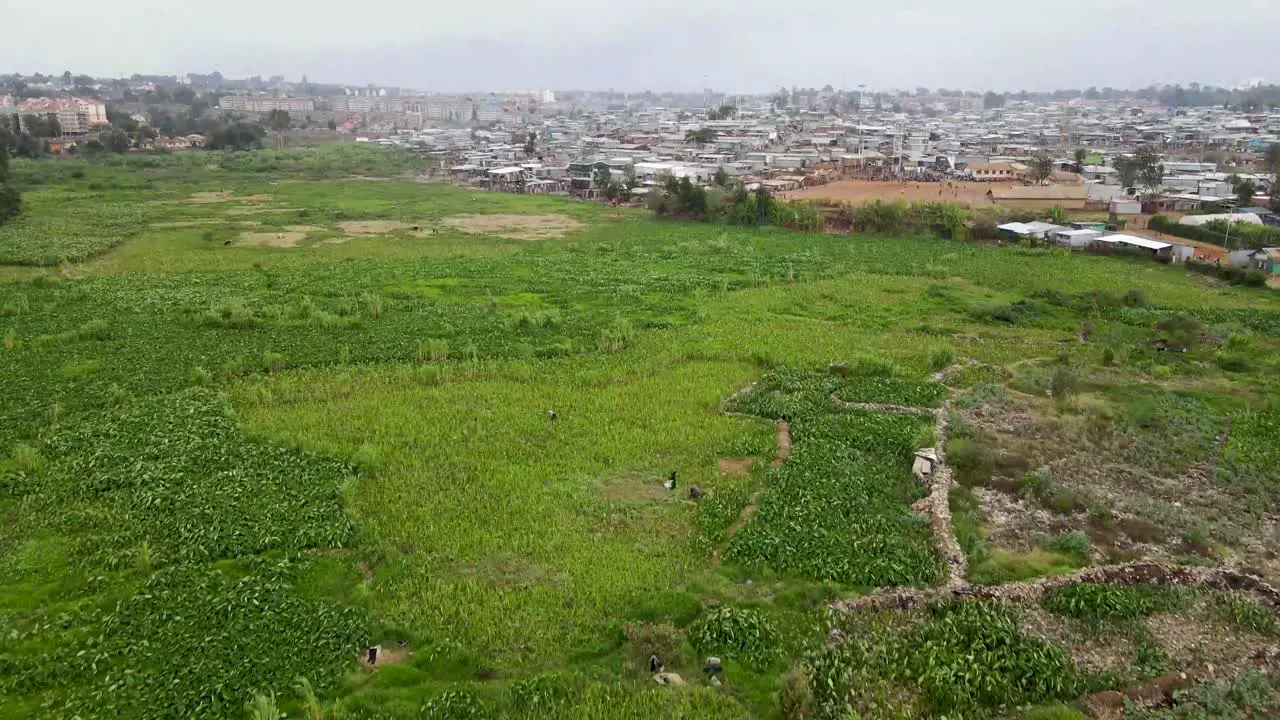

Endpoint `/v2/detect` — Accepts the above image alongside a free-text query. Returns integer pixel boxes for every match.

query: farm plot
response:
[717,367,942,587]
[0,389,366,718]
[0,197,143,265]
[5,145,1280,719]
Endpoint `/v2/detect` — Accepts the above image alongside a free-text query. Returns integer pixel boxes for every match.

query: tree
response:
[21,114,60,138]
[713,167,729,188]
[1074,148,1088,170]
[710,104,737,120]
[1028,154,1054,184]
[14,133,46,159]
[0,142,18,226]
[1236,179,1256,206]
[684,128,718,147]
[0,183,19,225]
[327,119,337,131]
[1156,314,1202,352]
[207,122,266,151]
[523,131,537,156]
[983,91,1006,109]
[265,109,291,131]
[100,129,132,153]
[1133,145,1164,198]
[754,185,773,225]
[1263,143,1280,177]
[1113,156,1139,189]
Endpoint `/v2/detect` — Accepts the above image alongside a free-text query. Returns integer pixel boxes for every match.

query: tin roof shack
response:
[1109,197,1142,216]
[997,221,1064,242]
[1095,233,1195,262]
[1053,228,1103,247]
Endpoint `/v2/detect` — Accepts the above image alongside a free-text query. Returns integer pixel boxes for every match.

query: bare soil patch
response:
[338,220,413,235]
[358,645,411,668]
[1146,603,1273,670]
[151,219,227,228]
[718,458,754,476]
[222,206,300,216]
[150,192,275,206]
[236,231,309,248]
[440,213,584,240]
[1020,604,1137,674]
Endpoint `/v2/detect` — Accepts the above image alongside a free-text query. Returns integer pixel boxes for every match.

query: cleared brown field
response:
[783,178,1015,207]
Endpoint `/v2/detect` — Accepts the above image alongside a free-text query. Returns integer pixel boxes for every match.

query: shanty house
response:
[1095,234,1195,261]
[1053,228,1103,247]
[997,221,1064,241]
[1251,248,1280,274]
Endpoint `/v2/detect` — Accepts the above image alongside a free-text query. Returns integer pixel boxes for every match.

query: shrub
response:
[1210,592,1280,636]
[417,338,449,363]
[1216,353,1252,372]
[779,665,815,720]
[8,443,45,474]
[621,622,688,676]
[1040,531,1090,562]
[1049,366,1080,399]
[928,344,957,372]
[261,351,288,373]
[1122,288,1148,307]
[351,443,382,476]
[948,437,995,487]
[1155,313,1202,351]
[956,382,1010,409]
[189,366,211,386]
[75,318,112,341]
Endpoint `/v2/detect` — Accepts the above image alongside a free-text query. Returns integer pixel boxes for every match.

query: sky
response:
[3,0,1279,93]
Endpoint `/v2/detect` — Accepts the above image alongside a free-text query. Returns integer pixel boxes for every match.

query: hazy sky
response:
[4,0,1279,93]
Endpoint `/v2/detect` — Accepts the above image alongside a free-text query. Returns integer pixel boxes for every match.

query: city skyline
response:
[3,0,1279,94]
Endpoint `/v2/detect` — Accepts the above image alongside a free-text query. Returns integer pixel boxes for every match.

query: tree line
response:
[646,177,823,231]
[0,130,21,226]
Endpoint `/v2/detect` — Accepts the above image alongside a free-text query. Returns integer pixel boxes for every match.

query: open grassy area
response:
[4,144,1280,719]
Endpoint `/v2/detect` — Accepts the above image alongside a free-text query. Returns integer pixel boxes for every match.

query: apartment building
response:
[14,97,108,135]
[218,95,315,113]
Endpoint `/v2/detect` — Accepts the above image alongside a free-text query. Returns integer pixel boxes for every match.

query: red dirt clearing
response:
[783,179,1017,208]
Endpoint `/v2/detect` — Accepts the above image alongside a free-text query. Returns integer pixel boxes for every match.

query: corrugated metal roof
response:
[1097,234,1173,250]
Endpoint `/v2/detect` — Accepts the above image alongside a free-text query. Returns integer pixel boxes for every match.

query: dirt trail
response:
[772,419,791,469]
[721,420,792,546]
[834,561,1280,615]
[830,395,937,418]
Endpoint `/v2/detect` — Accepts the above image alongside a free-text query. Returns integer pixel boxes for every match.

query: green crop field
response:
[4,144,1280,719]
